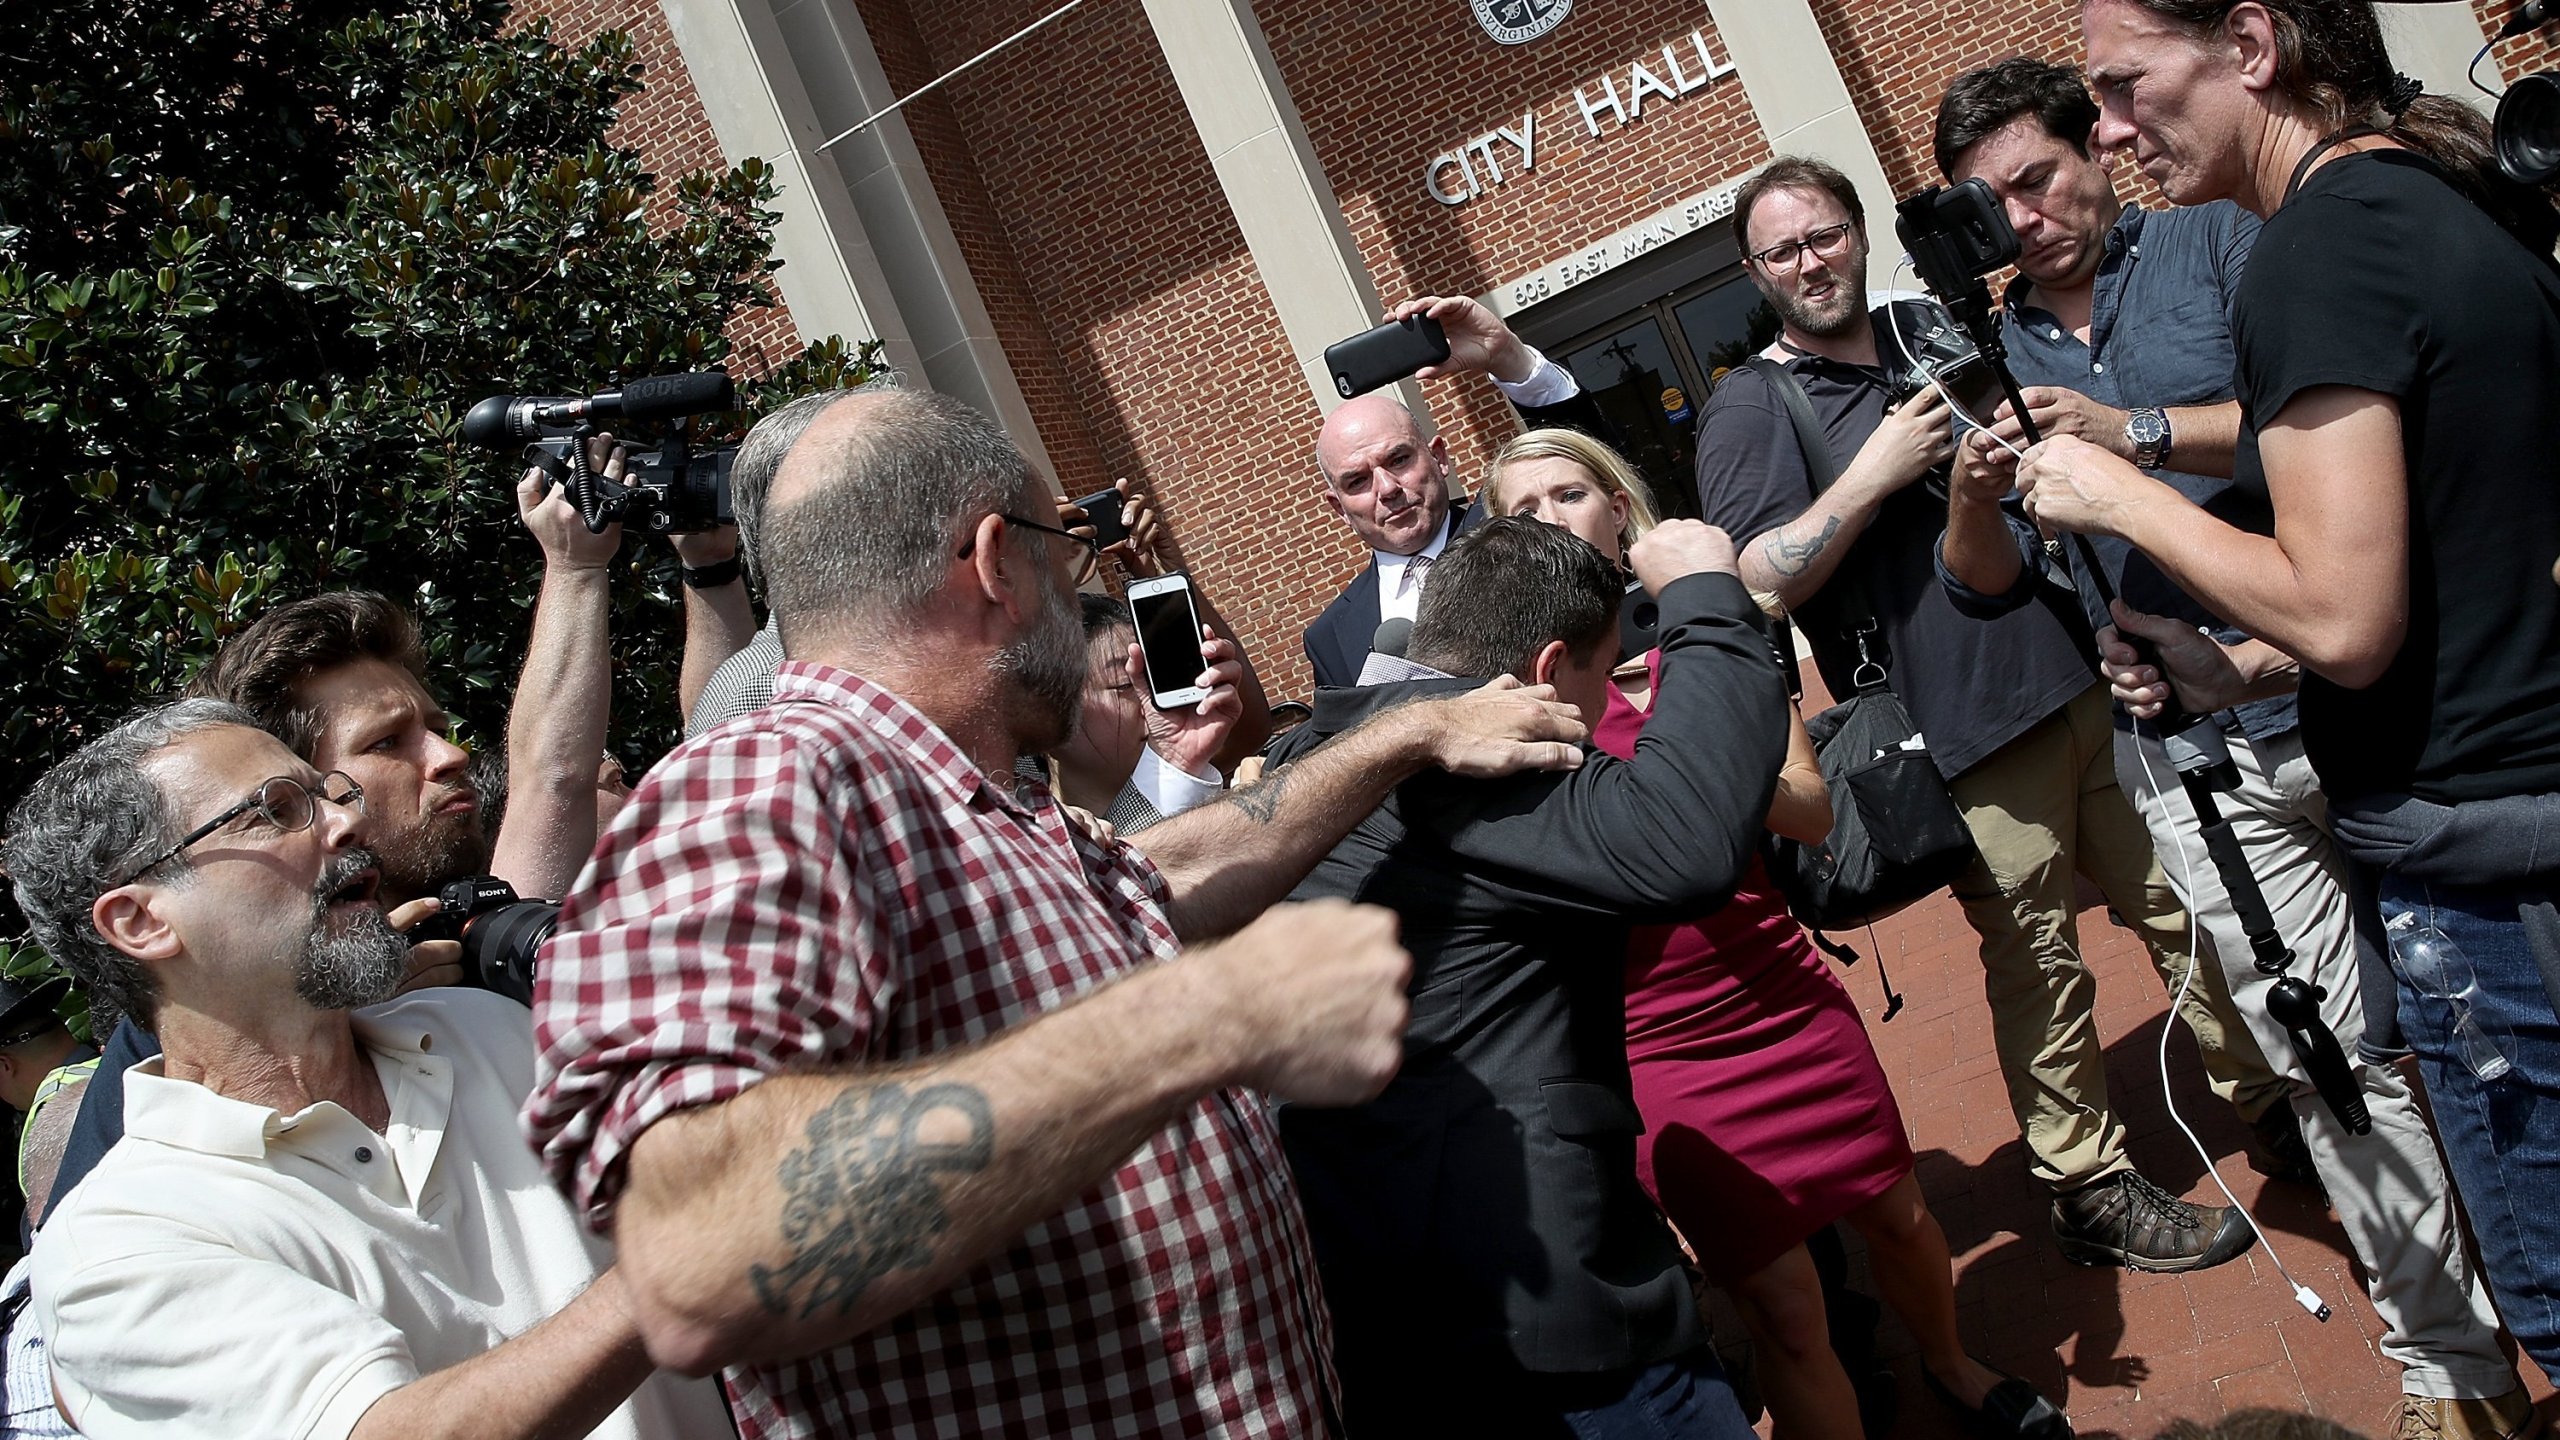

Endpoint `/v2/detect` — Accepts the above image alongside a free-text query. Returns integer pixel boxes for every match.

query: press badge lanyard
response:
[2283,126,2382,207]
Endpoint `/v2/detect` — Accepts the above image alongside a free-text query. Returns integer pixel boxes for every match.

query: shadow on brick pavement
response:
[1729,877,2560,1438]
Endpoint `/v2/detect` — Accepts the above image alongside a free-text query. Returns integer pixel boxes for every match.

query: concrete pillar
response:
[1138,0,1426,422]
[2378,4,2503,119]
[1702,0,1900,230]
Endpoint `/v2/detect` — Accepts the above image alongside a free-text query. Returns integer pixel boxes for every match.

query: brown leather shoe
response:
[2050,1171,2255,1273]
[2390,1385,2544,1440]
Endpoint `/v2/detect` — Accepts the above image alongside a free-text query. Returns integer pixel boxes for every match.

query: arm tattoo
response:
[750,1081,996,1320]
[1763,514,1843,578]
[1226,764,1293,825]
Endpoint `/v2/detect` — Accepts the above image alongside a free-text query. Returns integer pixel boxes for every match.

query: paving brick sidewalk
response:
[1778,880,2557,1438]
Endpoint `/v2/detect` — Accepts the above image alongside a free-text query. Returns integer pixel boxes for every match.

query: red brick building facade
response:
[543,0,2532,696]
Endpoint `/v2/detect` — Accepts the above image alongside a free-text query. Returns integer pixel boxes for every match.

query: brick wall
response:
[531,0,802,368]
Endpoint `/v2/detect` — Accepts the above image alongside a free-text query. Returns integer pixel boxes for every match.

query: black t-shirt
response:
[1693,310,2097,778]
[2230,151,2560,803]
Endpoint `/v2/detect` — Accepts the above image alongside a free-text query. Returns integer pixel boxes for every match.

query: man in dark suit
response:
[1302,296,1612,689]
[1268,515,1785,1438]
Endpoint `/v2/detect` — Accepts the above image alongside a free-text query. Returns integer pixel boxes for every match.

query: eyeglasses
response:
[998,512,1102,582]
[116,771,365,886]
[1749,221,1858,273]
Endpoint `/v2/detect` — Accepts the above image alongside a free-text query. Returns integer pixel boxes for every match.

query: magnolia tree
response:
[0,0,876,977]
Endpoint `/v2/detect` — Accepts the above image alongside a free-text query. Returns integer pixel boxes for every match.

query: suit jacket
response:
[1300,388,1617,691]
[1267,572,1788,1383]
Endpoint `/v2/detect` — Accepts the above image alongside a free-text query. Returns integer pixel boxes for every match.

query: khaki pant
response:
[2118,722,2511,1398]
[1945,684,2288,1191]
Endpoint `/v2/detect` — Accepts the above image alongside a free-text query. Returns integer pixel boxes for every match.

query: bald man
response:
[1302,296,1612,689]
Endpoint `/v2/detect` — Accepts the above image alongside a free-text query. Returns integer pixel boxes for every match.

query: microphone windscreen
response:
[614,372,736,423]
[1372,617,1413,658]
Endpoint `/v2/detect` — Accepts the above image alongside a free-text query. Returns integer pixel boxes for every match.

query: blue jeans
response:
[1548,1351,1754,1440]
[2381,874,2560,1382]
[1344,1348,1752,1438]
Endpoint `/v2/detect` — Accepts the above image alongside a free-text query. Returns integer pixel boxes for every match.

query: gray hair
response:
[731,384,892,588]
[7,698,258,1032]
[761,389,1046,648]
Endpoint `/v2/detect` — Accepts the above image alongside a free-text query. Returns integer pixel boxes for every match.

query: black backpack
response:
[1740,357,1978,942]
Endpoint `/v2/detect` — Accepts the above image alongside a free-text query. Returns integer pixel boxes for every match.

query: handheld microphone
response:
[2501,0,2558,40]
[1371,617,1414,659]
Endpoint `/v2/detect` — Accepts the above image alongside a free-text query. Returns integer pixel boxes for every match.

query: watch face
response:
[2129,410,2169,446]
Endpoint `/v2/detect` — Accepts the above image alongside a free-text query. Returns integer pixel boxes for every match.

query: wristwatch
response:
[2125,408,2173,469]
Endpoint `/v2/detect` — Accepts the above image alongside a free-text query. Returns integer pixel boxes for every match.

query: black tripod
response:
[1906,220,2372,1137]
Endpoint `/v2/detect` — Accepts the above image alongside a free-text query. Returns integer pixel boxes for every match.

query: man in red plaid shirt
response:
[524,385,1590,1439]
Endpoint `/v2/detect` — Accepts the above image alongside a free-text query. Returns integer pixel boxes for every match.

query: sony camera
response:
[463,372,739,536]
[414,875,558,1008]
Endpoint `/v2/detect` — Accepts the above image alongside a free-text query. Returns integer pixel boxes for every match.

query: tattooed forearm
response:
[750,1081,996,1320]
[1762,515,1843,578]
[1226,764,1293,824]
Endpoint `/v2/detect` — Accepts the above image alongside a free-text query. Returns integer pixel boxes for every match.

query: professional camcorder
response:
[415,875,557,1008]
[2493,0,2560,184]
[463,372,739,536]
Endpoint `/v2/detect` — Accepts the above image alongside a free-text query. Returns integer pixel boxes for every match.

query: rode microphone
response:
[462,372,736,447]
[2501,0,2559,39]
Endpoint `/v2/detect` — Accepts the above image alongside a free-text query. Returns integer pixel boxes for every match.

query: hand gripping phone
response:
[1324,313,1451,399]
[1126,573,1208,710]
[1071,487,1129,549]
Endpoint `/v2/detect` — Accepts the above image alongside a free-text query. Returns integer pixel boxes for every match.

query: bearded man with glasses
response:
[0,700,732,1440]
[1690,156,2287,1285]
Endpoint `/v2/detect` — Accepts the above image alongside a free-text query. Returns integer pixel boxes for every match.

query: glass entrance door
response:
[1540,268,1779,517]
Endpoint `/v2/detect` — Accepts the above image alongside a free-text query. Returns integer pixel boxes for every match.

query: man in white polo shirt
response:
[3,699,729,1440]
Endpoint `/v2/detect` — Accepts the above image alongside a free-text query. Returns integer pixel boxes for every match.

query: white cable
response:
[1884,255,2030,463]
[815,0,1100,150]
[2132,737,2333,1321]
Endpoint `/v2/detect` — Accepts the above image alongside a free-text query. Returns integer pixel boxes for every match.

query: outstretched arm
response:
[492,440,622,900]
[607,900,1409,1374]
[350,1272,654,1440]
[1135,679,1589,941]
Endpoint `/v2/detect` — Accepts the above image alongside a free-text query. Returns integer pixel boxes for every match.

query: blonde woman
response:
[1487,430,2067,1438]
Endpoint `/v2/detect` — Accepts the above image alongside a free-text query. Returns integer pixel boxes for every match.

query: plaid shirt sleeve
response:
[523,722,877,1228]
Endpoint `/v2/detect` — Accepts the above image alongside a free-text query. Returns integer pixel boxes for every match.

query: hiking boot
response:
[2390,1385,2544,1440]
[2249,1104,2324,1191]
[2051,1171,2256,1273]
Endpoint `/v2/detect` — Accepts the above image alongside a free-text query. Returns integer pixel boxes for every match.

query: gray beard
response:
[298,850,410,1011]
[994,579,1088,754]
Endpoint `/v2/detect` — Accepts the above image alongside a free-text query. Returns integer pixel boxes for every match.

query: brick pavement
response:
[1785,874,2558,1437]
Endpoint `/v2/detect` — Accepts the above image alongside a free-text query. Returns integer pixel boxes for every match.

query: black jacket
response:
[1268,571,1788,1385]
[1300,388,1617,691]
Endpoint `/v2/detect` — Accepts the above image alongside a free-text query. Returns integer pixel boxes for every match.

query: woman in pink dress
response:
[1486,428,2066,1439]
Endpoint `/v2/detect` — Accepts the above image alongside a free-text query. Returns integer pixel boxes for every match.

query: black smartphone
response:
[1323,314,1451,399]
[1071,488,1129,549]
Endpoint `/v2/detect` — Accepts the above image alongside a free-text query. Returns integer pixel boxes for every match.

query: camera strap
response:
[1743,356,1889,687]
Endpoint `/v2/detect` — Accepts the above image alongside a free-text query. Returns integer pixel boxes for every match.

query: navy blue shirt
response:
[1941,200,2297,741]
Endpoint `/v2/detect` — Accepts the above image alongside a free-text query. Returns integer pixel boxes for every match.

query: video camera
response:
[414,875,558,1009]
[2495,0,2560,184]
[463,372,738,536]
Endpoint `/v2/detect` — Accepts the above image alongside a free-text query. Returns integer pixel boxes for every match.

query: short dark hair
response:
[1935,57,2100,180]
[1734,156,1864,261]
[2153,1408,2367,1440]
[1408,516,1620,681]
[185,593,426,759]
[1080,591,1131,639]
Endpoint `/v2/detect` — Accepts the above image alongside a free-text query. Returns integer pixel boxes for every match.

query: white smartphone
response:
[1126,573,1208,710]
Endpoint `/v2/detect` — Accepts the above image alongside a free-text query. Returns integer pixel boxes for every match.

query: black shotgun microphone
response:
[2502,0,2558,39]
[462,372,736,447]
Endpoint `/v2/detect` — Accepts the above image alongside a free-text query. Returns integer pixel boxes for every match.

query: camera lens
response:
[459,900,560,1008]
[2495,72,2560,186]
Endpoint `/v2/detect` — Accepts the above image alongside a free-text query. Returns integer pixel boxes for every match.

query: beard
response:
[298,848,411,1012]
[371,800,490,903]
[992,575,1088,755]
[1770,260,1869,339]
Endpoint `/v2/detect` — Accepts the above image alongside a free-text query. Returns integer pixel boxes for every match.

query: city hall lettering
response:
[1425,29,1738,207]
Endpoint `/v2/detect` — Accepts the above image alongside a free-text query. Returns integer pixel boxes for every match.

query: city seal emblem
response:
[1471,0,1572,46]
